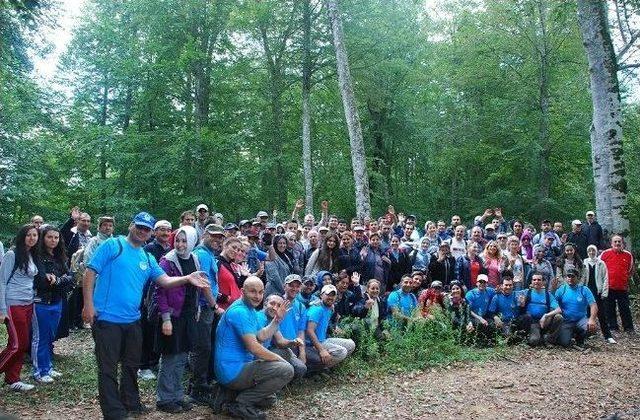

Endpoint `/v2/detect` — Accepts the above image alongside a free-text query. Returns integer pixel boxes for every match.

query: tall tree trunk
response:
[326,0,372,219]
[577,0,631,247]
[367,100,390,203]
[301,0,314,215]
[536,0,551,204]
[99,80,109,213]
[123,85,132,130]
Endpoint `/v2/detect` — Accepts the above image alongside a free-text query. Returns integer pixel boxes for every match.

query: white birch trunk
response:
[577,0,631,248]
[326,0,372,219]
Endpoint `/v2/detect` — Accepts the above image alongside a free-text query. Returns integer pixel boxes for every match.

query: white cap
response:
[196,204,209,212]
[586,211,595,216]
[572,219,582,226]
[321,284,337,295]
[154,220,172,230]
[476,274,489,283]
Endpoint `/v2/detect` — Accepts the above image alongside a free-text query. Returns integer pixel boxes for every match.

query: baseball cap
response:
[318,226,329,232]
[256,211,269,219]
[196,204,209,212]
[586,211,595,216]
[544,232,555,240]
[133,212,155,229]
[566,268,579,277]
[321,284,337,295]
[239,220,251,227]
[224,223,238,231]
[407,214,417,220]
[484,224,495,231]
[572,219,582,226]
[302,276,315,285]
[204,224,225,235]
[214,212,223,220]
[285,274,302,284]
[353,225,365,232]
[154,220,172,230]
[476,274,488,283]
[98,216,115,227]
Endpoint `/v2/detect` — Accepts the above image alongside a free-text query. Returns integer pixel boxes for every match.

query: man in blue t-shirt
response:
[488,276,531,340]
[520,271,563,346]
[465,274,496,342]
[387,275,418,325]
[213,276,293,419]
[305,284,356,372]
[82,212,209,420]
[554,268,598,348]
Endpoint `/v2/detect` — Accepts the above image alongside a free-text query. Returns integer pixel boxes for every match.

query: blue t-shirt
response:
[193,245,219,305]
[525,289,558,320]
[488,292,518,322]
[280,298,306,341]
[256,310,272,349]
[465,287,496,318]
[387,290,418,317]
[87,236,165,323]
[555,284,595,322]
[306,303,332,344]
[214,299,258,384]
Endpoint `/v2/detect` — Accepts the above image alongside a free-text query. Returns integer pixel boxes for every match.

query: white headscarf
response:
[175,225,198,259]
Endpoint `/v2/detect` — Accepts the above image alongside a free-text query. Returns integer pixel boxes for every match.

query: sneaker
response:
[156,402,183,414]
[49,370,63,379]
[9,381,35,392]
[225,402,267,420]
[36,375,55,384]
[606,337,618,344]
[177,399,193,411]
[137,369,156,380]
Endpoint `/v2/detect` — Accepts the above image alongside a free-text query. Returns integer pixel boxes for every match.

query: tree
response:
[576,0,632,246]
[326,0,371,219]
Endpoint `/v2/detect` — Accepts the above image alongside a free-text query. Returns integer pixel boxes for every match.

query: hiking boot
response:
[156,402,183,414]
[9,381,35,392]
[225,402,267,420]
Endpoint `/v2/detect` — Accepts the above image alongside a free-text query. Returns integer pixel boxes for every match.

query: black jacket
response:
[34,255,75,305]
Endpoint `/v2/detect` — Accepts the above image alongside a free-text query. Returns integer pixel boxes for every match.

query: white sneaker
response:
[36,375,54,384]
[49,370,63,379]
[606,337,617,344]
[137,369,156,380]
[9,381,35,392]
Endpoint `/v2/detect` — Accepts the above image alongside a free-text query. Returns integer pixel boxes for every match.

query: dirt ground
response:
[3,329,640,420]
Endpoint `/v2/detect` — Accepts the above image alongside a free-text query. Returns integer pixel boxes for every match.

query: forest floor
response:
[1,327,640,419]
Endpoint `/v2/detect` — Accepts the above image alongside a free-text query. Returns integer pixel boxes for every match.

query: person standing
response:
[582,245,616,344]
[0,224,39,392]
[584,211,604,249]
[82,212,209,420]
[195,204,210,238]
[600,235,635,335]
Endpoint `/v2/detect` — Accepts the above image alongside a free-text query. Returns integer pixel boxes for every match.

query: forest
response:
[1,0,639,243]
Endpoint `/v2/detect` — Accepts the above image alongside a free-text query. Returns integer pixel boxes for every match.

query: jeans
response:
[607,290,635,332]
[226,360,293,407]
[306,337,356,372]
[92,320,143,420]
[157,352,188,404]
[557,317,591,347]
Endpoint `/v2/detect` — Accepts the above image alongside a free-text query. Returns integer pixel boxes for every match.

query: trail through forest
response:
[4,331,640,420]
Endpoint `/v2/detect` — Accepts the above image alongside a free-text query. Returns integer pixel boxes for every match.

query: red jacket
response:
[600,248,634,291]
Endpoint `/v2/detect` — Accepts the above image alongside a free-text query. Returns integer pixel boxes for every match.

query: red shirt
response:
[217,264,242,310]
[470,260,481,287]
[600,248,634,291]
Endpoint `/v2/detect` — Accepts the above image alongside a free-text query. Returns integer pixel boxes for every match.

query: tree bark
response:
[326,0,372,219]
[536,0,551,203]
[576,0,631,247]
[99,80,109,213]
[301,0,314,215]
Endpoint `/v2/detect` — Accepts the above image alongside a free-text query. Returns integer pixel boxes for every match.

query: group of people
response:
[0,200,635,420]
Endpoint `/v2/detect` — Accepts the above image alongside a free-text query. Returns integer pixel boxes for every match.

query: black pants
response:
[588,294,612,339]
[607,290,635,332]
[92,320,143,420]
[189,306,214,394]
[68,287,84,329]
[138,307,158,370]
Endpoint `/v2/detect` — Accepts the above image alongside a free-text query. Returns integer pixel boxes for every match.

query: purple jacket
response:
[155,251,201,321]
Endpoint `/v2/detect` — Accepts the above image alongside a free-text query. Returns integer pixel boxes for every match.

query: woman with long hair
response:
[265,235,295,298]
[553,242,583,293]
[455,242,486,290]
[216,237,243,311]
[0,224,39,391]
[304,233,340,276]
[481,240,504,287]
[31,226,74,383]
[503,236,525,290]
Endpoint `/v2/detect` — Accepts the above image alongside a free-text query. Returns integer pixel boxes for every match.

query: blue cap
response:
[133,212,155,229]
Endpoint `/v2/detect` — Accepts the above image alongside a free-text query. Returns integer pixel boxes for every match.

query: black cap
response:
[566,268,579,277]
[224,223,238,231]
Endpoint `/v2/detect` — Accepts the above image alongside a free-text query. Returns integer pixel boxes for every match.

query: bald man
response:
[212,277,294,419]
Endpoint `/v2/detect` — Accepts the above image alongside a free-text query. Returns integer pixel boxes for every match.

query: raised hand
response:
[295,199,304,210]
[275,299,291,322]
[321,200,329,211]
[351,272,361,285]
[71,206,81,220]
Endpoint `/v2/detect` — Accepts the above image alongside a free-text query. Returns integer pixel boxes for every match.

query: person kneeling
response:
[555,268,598,348]
[488,276,531,342]
[306,285,356,372]
[213,277,294,419]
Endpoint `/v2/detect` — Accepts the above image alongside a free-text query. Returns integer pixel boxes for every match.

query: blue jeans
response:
[31,301,62,378]
[157,352,188,404]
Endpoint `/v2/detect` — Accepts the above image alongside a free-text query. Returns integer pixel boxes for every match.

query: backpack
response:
[555,284,587,306]
[524,288,551,313]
